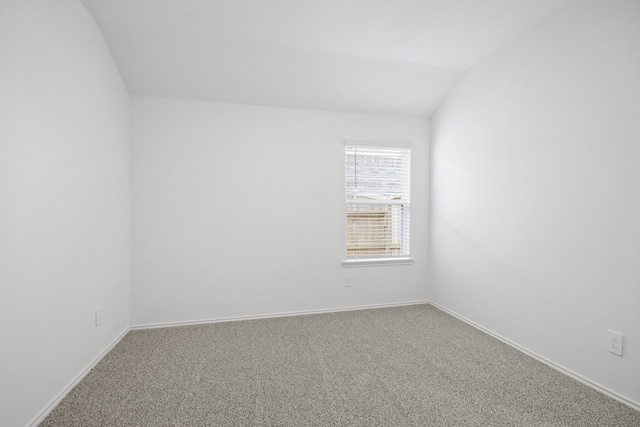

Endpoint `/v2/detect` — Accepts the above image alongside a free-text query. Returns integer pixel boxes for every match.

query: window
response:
[343,142,412,266]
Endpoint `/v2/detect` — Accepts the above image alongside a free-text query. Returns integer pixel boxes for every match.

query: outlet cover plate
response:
[95,306,102,327]
[607,330,623,356]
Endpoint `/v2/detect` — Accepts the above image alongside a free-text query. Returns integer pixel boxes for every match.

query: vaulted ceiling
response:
[81,0,572,117]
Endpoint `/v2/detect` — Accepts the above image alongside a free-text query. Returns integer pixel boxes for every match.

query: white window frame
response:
[342,141,413,268]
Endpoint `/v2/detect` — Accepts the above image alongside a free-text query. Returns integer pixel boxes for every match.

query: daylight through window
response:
[344,143,411,262]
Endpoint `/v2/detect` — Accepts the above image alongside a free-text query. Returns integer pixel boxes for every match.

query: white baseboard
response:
[28,328,130,427]
[131,300,431,330]
[32,300,635,426]
[26,301,426,426]
[428,301,640,412]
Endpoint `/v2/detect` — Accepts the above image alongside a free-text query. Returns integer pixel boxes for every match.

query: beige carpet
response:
[41,304,640,426]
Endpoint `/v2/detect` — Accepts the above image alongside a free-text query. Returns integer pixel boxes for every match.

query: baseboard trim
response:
[131,300,430,330]
[28,327,130,427]
[34,301,636,425]
[428,301,640,412]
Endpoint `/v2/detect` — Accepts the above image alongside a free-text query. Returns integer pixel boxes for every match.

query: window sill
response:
[342,257,414,268]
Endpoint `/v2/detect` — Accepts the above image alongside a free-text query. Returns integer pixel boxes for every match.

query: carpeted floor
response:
[41,304,640,426]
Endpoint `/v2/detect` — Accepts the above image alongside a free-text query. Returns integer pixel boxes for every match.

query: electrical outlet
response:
[345,275,352,287]
[95,306,102,327]
[606,330,623,356]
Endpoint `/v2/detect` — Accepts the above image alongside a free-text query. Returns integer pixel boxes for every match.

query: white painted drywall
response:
[0,1,130,425]
[431,0,640,406]
[130,96,429,326]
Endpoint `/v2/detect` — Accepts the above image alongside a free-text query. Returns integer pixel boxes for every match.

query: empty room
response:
[1,0,639,425]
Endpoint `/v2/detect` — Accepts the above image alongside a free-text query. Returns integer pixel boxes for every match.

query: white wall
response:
[431,0,640,406]
[0,1,130,426]
[131,96,429,326]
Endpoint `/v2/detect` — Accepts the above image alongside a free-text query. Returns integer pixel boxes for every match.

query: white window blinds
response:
[345,143,411,260]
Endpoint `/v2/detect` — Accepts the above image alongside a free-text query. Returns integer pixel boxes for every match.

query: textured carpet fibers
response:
[41,305,640,426]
